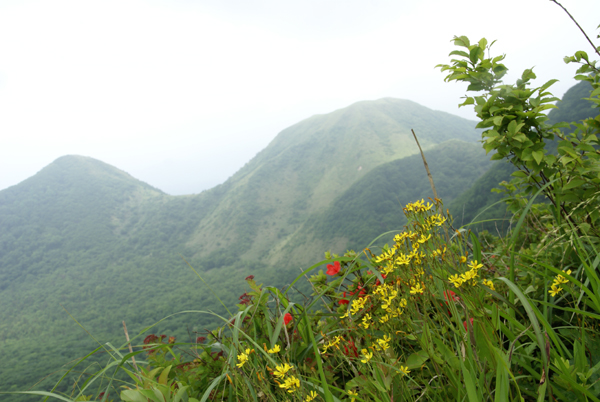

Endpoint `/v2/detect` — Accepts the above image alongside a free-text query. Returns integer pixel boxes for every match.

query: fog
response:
[0,0,597,194]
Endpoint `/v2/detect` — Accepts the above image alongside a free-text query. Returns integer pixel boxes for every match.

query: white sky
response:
[0,0,598,195]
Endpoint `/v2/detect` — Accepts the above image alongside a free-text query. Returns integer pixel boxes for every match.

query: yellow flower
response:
[382,262,396,276]
[273,363,293,378]
[360,349,373,364]
[398,365,411,376]
[348,389,358,402]
[461,269,478,281]
[553,269,572,285]
[449,274,464,288]
[279,376,300,393]
[483,279,495,290]
[267,344,281,354]
[549,284,563,297]
[395,253,410,265]
[361,313,371,329]
[377,334,391,350]
[459,255,467,263]
[410,283,424,294]
[305,390,318,402]
[417,233,431,244]
[467,260,483,270]
[236,352,249,368]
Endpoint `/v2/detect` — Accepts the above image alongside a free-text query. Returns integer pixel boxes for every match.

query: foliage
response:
[436,34,600,242]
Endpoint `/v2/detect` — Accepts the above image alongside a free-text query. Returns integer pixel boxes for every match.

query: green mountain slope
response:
[0,99,482,400]
[547,80,596,125]
[278,140,494,263]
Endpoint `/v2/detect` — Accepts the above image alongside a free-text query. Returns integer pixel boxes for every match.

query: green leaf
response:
[449,50,469,58]
[405,349,429,369]
[539,79,559,93]
[469,47,482,64]
[563,179,586,190]
[507,120,518,135]
[122,390,151,402]
[158,365,172,385]
[454,36,470,47]
[532,150,544,165]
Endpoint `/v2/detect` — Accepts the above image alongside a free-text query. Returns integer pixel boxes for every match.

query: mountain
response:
[184,98,481,265]
[0,98,484,400]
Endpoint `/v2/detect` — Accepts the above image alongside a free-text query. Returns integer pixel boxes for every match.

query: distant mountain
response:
[0,98,483,400]
[547,80,596,126]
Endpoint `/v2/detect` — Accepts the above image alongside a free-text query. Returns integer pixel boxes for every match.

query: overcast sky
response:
[0,0,598,195]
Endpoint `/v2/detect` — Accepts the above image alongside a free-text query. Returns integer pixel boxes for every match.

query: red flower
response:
[444,290,459,303]
[339,299,349,305]
[463,318,474,332]
[343,339,359,357]
[196,336,206,343]
[284,313,293,325]
[326,261,341,276]
[143,334,158,345]
[245,275,255,281]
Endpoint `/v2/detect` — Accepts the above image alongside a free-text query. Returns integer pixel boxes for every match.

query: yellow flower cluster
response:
[267,344,280,354]
[410,282,425,294]
[360,348,373,363]
[449,260,483,288]
[361,313,372,329]
[404,199,434,213]
[374,334,391,351]
[549,269,571,297]
[273,363,300,393]
[342,296,369,318]
[373,282,407,320]
[236,348,254,368]
[321,335,344,354]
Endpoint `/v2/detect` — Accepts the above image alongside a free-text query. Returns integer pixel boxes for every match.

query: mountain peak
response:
[20,154,163,194]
